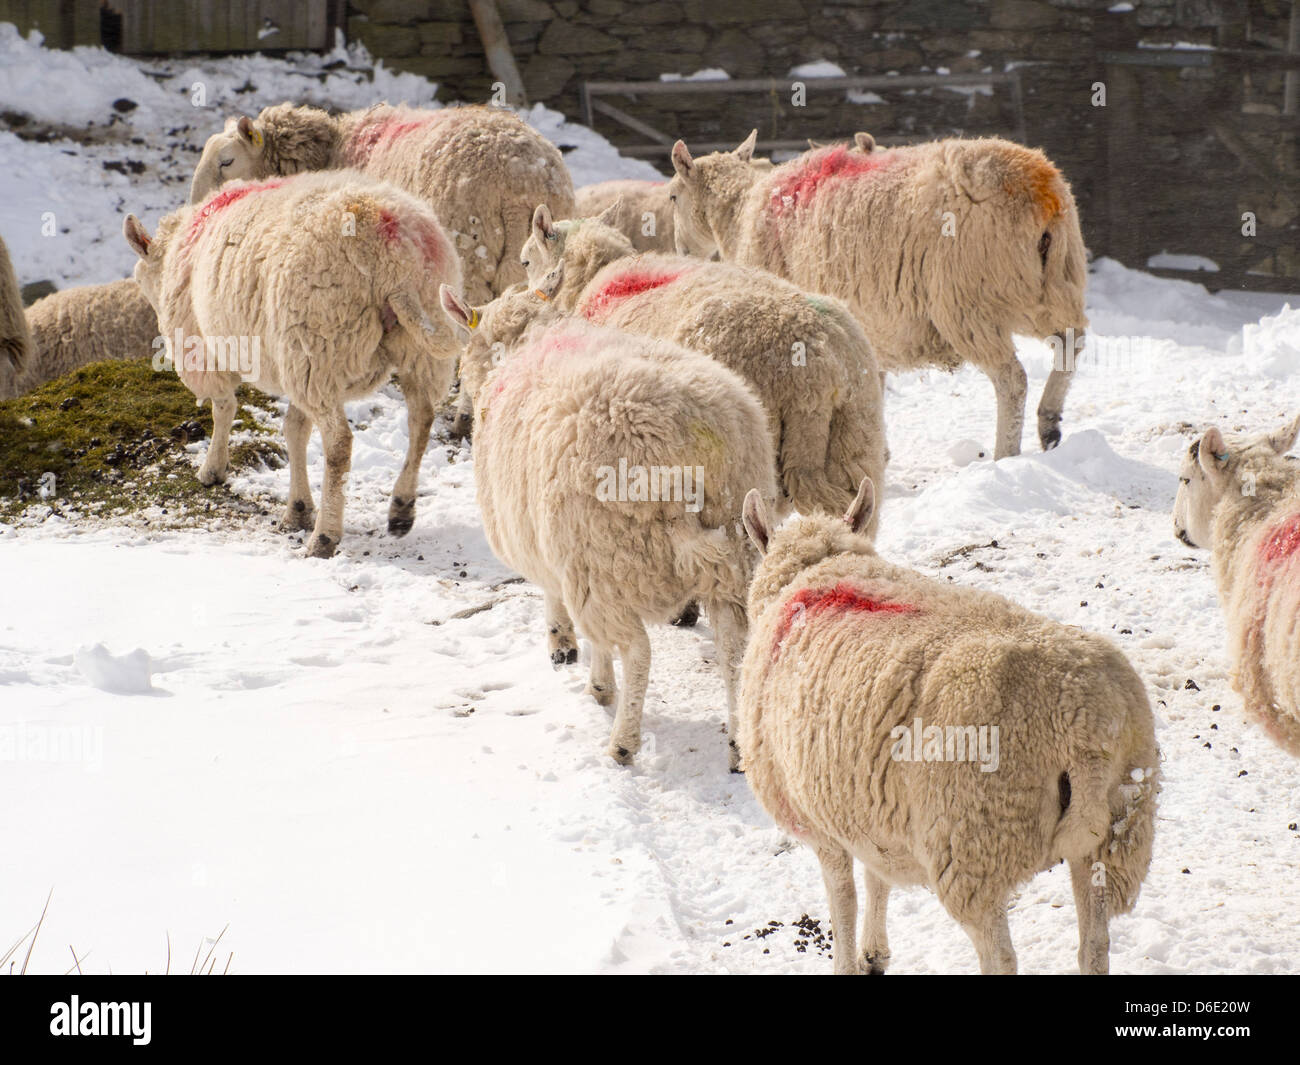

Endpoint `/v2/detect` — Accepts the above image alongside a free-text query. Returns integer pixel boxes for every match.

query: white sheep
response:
[439,279,778,769]
[0,234,29,398]
[518,205,888,526]
[739,479,1160,974]
[0,280,159,400]
[1173,415,1300,755]
[574,179,676,253]
[668,132,1090,459]
[124,170,463,558]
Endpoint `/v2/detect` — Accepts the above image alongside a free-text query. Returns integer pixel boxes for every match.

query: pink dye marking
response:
[772,581,917,659]
[767,144,892,218]
[581,268,687,320]
[186,179,285,245]
[488,332,587,401]
[344,110,456,167]
[1259,512,1300,566]
[372,207,450,271]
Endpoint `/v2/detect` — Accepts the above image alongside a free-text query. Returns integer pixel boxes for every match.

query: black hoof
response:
[550,647,577,667]
[671,601,700,628]
[388,516,414,537]
[1041,429,1061,451]
[449,415,473,442]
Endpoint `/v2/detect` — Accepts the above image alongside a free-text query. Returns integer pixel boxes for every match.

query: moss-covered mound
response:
[0,360,284,522]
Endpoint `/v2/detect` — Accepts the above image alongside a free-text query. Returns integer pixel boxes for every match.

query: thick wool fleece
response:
[0,235,30,397]
[574,179,676,253]
[1,280,158,399]
[131,169,462,555]
[193,103,576,305]
[465,316,777,768]
[673,136,1090,457]
[741,508,1159,974]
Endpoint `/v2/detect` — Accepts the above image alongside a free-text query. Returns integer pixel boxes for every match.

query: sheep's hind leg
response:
[305,406,352,559]
[607,623,650,765]
[859,870,892,974]
[545,593,578,667]
[813,844,859,975]
[960,906,1017,974]
[1070,857,1109,975]
[707,596,749,772]
[198,392,237,486]
[986,357,1028,460]
[388,376,435,537]
[1037,339,1078,451]
[587,644,616,708]
[280,403,315,531]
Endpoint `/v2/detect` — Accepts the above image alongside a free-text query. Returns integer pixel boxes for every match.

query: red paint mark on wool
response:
[768,144,891,218]
[772,581,917,659]
[582,268,687,320]
[373,208,450,271]
[489,332,586,400]
[345,110,457,167]
[186,179,285,245]
[1259,512,1300,566]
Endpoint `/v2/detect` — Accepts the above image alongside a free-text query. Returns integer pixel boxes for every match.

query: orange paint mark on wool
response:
[1003,146,1065,221]
[768,144,893,218]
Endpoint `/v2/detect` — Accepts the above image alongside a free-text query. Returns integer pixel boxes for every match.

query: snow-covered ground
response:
[2,29,1299,975]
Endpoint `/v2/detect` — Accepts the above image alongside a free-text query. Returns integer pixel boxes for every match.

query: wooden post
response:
[468,0,527,107]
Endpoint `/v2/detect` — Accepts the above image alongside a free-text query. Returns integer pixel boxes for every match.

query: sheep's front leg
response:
[545,593,578,667]
[859,869,892,974]
[986,357,1028,460]
[198,392,237,486]
[306,406,352,559]
[607,623,650,765]
[280,403,315,531]
[813,844,859,975]
[960,906,1017,974]
[388,375,434,537]
[707,597,749,772]
[1070,857,1109,975]
[587,645,616,707]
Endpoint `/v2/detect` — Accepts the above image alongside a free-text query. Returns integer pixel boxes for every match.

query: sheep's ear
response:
[123,214,152,258]
[236,115,264,150]
[439,284,477,332]
[854,132,875,153]
[733,129,758,163]
[845,477,876,536]
[952,148,1001,203]
[1198,427,1230,478]
[534,261,564,302]
[532,204,556,243]
[671,140,694,178]
[742,489,770,555]
[592,197,622,228]
[807,138,822,150]
[1266,413,1300,455]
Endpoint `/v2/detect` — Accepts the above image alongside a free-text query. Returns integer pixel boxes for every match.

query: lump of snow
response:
[948,439,990,467]
[847,90,885,104]
[1146,251,1219,273]
[1237,303,1300,380]
[659,69,730,82]
[75,643,154,694]
[789,60,846,78]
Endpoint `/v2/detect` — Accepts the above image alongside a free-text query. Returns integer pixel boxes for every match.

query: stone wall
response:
[344,0,1296,283]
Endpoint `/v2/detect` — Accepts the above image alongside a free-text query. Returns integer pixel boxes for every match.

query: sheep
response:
[1173,415,1300,755]
[0,234,30,398]
[1,280,159,400]
[574,179,677,253]
[668,131,1090,459]
[738,478,1160,974]
[123,169,463,558]
[518,205,887,526]
[439,278,778,770]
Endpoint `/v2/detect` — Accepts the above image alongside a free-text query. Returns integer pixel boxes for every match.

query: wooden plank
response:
[1145,266,1300,294]
[585,73,1017,97]
[469,0,527,105]
[591,98,674,146]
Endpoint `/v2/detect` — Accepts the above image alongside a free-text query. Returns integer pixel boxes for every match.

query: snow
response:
[1147,251,1220,273]
[659,68,730,82]
[3,32,1300,976]
[789,60,846,78]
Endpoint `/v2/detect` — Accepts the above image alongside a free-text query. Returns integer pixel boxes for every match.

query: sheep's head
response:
[1173,416,1300,550]
[520,204,563,282]
[123,213,166,311]
[190,116,268,204]
[668,131,760,259]
[439,263,565,405]
[520,201,627,289]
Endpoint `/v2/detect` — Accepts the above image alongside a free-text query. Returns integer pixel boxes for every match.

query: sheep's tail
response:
[1052,721,1160,918]
[0,235,33,397]
[386,289,455,358]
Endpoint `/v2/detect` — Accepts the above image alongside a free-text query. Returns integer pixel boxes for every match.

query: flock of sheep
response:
[1,97,1297,975]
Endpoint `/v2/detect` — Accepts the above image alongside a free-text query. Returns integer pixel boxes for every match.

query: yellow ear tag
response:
[534,289,550,302]
[466,307,480,329]
[250,128,264,149]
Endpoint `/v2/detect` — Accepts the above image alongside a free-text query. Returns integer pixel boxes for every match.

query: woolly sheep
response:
[439,280,778,769]
[124,169,463,558]
[739,480,1160,974]
[0,280,159,400]
[520,205,888,525]
[574,179,677,253]
[1173,415,1300,755]
[668,132,1089,459]
[0,235,29,398]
